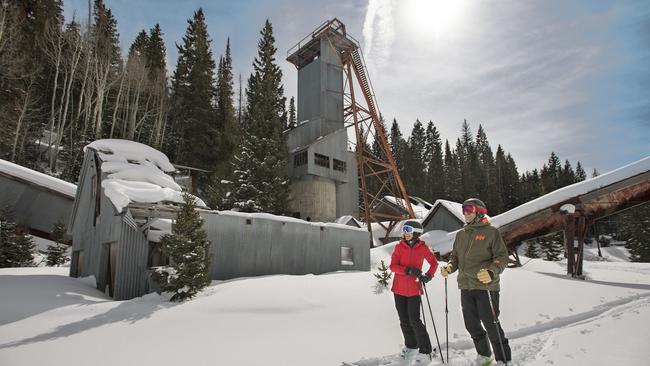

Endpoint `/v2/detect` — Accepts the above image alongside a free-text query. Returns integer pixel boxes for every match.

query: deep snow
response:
[0,246,649,366]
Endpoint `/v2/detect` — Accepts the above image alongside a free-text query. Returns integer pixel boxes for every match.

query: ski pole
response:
[486,287,507,362]
[445,277,449,363]
[422,282,445,364]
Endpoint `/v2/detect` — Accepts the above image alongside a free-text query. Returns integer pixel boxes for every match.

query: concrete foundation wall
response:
[289,176,336,222]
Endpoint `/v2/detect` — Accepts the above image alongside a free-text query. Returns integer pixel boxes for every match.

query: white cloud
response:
[362,0,395,71]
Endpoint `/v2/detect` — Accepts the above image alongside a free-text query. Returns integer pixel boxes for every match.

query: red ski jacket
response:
[390,239,439,297]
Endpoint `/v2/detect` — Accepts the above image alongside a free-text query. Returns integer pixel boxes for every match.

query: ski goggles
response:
[402,225,415,233]
[401,225,423,234]
[462,204,477,215]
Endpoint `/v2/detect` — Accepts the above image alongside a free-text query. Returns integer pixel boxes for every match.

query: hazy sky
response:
[63,0,649,174]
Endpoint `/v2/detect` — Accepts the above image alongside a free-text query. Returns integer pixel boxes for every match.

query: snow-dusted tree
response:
[539,232,563,261]
[524,240,540,259]
[43,221,68,266]
[152,193,211,301]
[0,209,34,267]
[620,203,650,262]
[374,260,392,287]
[235,19,290,215]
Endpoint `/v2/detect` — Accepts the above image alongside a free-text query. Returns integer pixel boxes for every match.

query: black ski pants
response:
[394,294,432,354]
[460,289,511,362]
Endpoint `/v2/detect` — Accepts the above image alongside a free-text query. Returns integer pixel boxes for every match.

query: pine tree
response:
[287,96,297,129]
[230,20,290,214]
[560,159,576,188]
[404,119,427,198]
[524,240,540,258]
[168,8,218,177]
[458,120,478,199]
[214,37,238,177]
[43,221,68,266]
[475,125,503,213]
[541,152,562,193]
[152,193,211,301]
[389,118,406,176]
[592,168,600,178]
[424,121,444,202]
[443,140,462,202]
[575,161,587,182]
[620,203,650,262]
[374,260,392,287]
[0,209,34,267]
[539,232,563,261]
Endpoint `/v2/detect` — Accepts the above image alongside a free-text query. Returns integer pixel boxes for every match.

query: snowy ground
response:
[1,246,649,366]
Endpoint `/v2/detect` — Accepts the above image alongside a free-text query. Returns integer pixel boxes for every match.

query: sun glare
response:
[405,0,467,38]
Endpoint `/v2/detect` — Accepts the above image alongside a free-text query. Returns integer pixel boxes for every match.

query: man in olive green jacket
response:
[441,198,513,366]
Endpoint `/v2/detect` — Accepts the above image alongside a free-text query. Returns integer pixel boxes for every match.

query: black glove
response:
[419,274,432,283]
[405,267,422,277]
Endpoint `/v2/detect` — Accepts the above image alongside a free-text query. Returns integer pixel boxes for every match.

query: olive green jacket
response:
[447,220,509,291]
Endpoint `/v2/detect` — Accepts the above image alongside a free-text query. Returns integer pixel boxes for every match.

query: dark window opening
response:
[314,153,330,168]
[293,150,308,167]
[148,242,170,268]
[333,158,347,172]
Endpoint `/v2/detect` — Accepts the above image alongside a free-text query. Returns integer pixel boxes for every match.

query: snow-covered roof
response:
[335,215,363,227]
[429,156,650,256]
[86,139,176,172]
[84,139,206,213]
[491,156,650,228]
[431,199,464,222]
[203,210,369,232]
[0,158,76,198]
[383,195,430,219]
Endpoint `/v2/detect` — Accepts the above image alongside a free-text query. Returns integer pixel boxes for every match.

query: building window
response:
[148,242,170,268]
[314,153,330,168]
[293,150,308,167]
[341,246,354,266]
[333,158,347,172]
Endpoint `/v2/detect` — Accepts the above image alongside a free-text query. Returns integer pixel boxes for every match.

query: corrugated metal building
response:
[69,147,370,301]
[0,159,75,240]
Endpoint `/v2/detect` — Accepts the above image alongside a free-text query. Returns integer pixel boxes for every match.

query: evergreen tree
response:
[374,260,392,287]
[539,232,563,261]
[168,8,218,177]
[504,153,522,208]
[287,96,297,129]
[215,37,238,176]
[524,240,540,258]
[443,140,462,202]
[153,193,211,301]
[575,161,587,182]
[592,168,600,178]
[404,119,427,197]
[560,159,576,187]
[475,125,503,213]
[230,20,290,214]
[389,118,407,176]
[0,209,34,267]
[43,221,68,266]
[424,121,444,202]
[620,203,650,262]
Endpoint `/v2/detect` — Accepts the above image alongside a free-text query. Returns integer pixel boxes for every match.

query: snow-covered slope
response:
[1,253,649,366]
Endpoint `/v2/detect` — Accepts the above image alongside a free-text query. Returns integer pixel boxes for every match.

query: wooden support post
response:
[565,214,576,277]
[576,215,587,277]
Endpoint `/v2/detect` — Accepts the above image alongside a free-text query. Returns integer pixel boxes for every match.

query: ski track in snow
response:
[343,294,650,366]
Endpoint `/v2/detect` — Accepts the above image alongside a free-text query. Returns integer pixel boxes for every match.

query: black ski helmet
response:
[463,198,486,210]
[402,220,423,237]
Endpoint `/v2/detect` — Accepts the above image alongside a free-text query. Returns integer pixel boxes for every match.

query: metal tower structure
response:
[287,19,415,245]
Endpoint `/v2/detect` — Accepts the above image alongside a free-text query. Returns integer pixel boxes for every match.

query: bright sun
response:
[405,0,468,38]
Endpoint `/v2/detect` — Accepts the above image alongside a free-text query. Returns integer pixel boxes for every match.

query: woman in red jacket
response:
[390,220,439,364]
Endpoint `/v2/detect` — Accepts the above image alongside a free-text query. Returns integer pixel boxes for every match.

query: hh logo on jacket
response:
[475,235,486,241]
